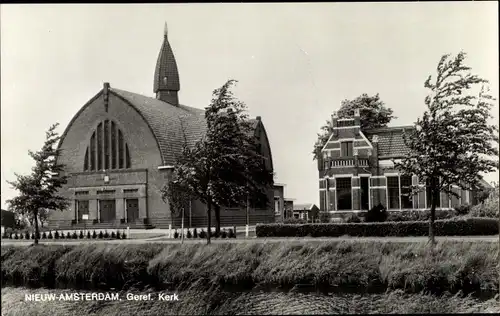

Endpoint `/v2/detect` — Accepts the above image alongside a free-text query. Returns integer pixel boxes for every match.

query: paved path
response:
[1,235,498,247]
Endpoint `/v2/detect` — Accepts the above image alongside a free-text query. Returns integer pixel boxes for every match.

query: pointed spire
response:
[154,22,180,105]
[164,22,168,37]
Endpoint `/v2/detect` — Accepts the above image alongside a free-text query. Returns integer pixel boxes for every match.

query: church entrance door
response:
[126,199,139,223]
[99,200,116,222]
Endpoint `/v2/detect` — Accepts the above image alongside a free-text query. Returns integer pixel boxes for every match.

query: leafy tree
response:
[162,79,273,244]
[161,173,194,244]
[395,52,499,245]
[313,93,395,159]
[7,123,69,245]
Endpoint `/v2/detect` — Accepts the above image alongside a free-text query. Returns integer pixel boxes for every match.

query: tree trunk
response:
[34,210,40,245]
[207,201,212,245]
[215,206,221,236]
[428,188,437,246]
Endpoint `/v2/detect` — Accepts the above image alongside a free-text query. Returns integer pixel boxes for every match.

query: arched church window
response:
[83,120,132,171]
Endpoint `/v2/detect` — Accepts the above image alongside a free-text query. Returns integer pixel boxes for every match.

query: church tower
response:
[153,22,180,105]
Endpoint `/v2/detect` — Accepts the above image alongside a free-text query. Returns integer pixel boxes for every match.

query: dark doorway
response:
[360,177,369,210]
[77,200,89,221]
[126,199,139,223]
[99,200,116,222]
[337,177,352,211]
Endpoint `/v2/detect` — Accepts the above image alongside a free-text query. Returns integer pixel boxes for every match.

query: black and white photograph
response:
[1,2,499,315]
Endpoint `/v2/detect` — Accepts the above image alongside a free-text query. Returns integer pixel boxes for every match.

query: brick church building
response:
[48,24,275,229]
[317,109,490,214]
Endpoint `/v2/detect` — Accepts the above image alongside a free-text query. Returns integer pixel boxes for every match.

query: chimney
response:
[103,82,110,112]
[354,108,360,135]
[331,111,338,136]
[371,135,379,174]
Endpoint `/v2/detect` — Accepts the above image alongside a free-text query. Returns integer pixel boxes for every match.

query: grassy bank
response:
[2,241,499,297]
[2,287,499,315]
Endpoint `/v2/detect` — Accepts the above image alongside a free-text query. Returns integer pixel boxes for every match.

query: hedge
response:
[256,218,499,238]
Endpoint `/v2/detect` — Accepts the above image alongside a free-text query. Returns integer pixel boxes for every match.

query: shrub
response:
[72,232,78,239]
[115,231,120,240]
[14,233,19,240]
[187,230,192,239]
[98,231,104,239]
[199,230,206,238]
[221,229,227,238]
[48,231,53,239]
[122,231,127,239]
[283,218,307,224]
[345,214,362,223]
[365,203,388,222]
[455,204,472,216]
[469,184,499,218]
[386,209,458,222]
[54,231,59,239]
[174,230,179,239]
[86,231,91,239]
[24,232,30,240]
[42,232,47,239]
[66,232,71,239]
[111,231,116,239]
[213,230,220,238]
[79,231,84,239]
[104,231,110,239]
[92,230,97,239]
[193,228,198,238]
[256,218,499,238]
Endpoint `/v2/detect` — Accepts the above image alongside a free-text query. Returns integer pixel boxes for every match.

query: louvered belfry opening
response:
[84,120,131,171]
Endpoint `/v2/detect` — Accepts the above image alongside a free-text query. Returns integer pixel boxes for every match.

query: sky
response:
[1,2,499,209]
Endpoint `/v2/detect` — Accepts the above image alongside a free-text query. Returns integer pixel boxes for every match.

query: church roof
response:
[364,125,414,158]
[111,88,260,166]
[111,88,206,165]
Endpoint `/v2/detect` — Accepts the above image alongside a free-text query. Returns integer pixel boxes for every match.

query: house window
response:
[387,176,400,209]
[274,198,281,215]
[340,141,353,157]
[336,177,352,210]
[320,190,326,212]
[111,122,117,169]
[90,133,96,171]
[97,122,103,170]
[104,120,110,170]
[84,148,89,171]
[400,175,413,209]
[360,177,369,210]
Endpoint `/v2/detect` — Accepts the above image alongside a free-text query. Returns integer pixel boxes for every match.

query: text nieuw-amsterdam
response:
[25,293,179,302]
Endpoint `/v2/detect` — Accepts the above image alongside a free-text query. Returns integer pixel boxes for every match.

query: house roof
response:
[110,88,260,166]
[364,125,414,158]
[293,203,316,211]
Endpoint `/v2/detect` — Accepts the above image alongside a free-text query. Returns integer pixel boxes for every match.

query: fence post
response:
[168,224,172,238]
[245,224,249,238]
